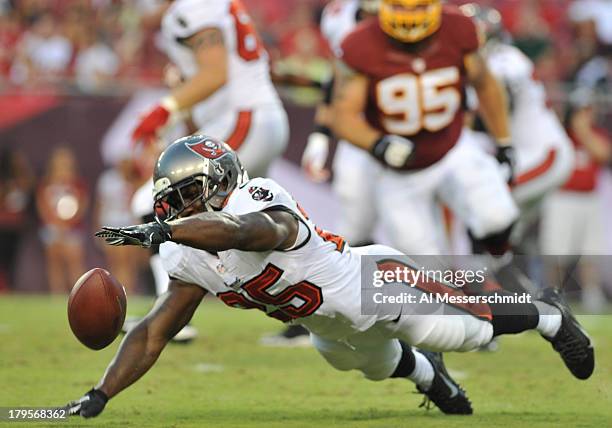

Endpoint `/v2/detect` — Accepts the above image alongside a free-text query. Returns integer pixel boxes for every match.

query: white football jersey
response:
[320,0,360,56]
[159,241,227,292]
[483,42,569,151]
[161,0,281,127]
[219,177,379,338]
[159,177,379,339]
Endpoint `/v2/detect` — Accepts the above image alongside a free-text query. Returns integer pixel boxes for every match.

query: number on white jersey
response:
[376,67,461,135]
[217,263,323,322]
[229,0,263,62]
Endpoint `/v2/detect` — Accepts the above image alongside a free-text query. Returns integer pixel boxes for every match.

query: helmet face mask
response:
[154,175,213,220]
[379,0,442,43]
[152,135,246,221]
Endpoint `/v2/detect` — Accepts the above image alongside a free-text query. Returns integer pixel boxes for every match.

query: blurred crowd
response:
[0,0,332,93]
[0,0,610,99]
[1,0,611,306]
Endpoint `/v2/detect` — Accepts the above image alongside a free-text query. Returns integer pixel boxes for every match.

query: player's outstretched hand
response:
[65,388,108,418]
[95,220,172,248]
[371,135,414,169]
[495,144,516,184]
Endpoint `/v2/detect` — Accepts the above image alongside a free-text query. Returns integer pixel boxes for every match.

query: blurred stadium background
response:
[1,1,612,426]
[0,0,611,300]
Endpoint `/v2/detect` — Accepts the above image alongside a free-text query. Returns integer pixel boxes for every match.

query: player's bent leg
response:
[311,330,402,380]
[311,330,472,414]
[376,167,448,255]
[440,141,519,252]
[386,313,494,353]
[331,141,381,244]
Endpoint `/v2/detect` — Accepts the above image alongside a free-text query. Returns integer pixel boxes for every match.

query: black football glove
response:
[371,135,414,169]
[495,144,516,184]
[65,388,108,418]
[95,219,172,248]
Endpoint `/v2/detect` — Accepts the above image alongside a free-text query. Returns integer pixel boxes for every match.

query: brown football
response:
[68,268,127,350]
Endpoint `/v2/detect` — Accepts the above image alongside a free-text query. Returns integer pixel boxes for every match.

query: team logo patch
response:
[249,186,273,202]
[186,139,226,160]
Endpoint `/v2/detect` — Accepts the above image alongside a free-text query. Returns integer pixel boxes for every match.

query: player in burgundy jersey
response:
[332,0,518,258]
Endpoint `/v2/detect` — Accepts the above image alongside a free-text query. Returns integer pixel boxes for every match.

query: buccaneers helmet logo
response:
[249,186,273,202]
[186,139,227,160]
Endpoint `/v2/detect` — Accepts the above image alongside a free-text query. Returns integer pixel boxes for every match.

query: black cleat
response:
[538,288,595,380]
[416,351,473,415]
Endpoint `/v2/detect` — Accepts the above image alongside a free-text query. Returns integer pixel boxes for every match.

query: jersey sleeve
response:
[159,241,222,291]
[222,177,296,216]
[338,20,376,74]
[164,0,230,39]
[450,8,481,55]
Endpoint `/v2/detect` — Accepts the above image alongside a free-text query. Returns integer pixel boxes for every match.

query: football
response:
[68,268,127,350]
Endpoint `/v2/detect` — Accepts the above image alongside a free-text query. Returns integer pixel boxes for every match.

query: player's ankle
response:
[409,350,434,390]
[534,301,562,338]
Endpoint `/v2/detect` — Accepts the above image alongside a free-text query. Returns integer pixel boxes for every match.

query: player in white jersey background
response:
[125,0,289,340]
[64,135,595,419]
[133,0,288,178]
[459,3,575,249]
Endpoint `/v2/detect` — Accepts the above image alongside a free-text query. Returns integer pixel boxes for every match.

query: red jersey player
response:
[332,0,518,256]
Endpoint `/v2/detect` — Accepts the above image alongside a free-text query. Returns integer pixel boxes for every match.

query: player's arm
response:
[331,60,380,149]
[465,51,511,146]
[169,209,299,252]
[132,27,227,144]
[65,279,206,418]
[168,28,228,111]
[465,51,515,180]
[96,209,300,252]
[331,60,415,168]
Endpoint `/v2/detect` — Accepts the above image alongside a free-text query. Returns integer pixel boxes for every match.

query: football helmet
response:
[152,135,247,220]
[379,0,442,43]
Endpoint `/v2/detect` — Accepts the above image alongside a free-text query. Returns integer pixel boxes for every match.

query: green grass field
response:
[0,295,611,428]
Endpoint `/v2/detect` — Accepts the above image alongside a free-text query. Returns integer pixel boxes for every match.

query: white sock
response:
[534,301,562,338]
[408,350,435,390]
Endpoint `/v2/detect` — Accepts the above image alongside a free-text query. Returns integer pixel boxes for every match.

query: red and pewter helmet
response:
[152,134,247,220]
